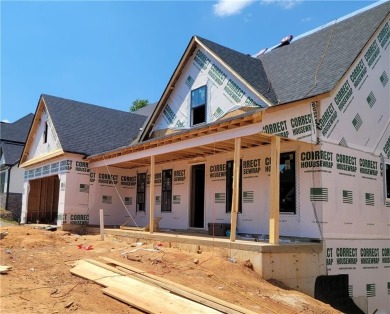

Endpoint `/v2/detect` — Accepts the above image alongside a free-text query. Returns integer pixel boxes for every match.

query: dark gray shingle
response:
[196,2,389,105]
[1,142,24,166]
[1,114,34,143]
[259,1,390,104]
[135,102,158,117]
[196,36,278,105]
[42,94,147,156]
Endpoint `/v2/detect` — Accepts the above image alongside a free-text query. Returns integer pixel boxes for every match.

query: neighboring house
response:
[19,94,147,224]
[0,114,34,220]
[20,2,389,312]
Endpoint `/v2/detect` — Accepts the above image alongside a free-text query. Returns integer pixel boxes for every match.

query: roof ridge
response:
[254,0,390,57]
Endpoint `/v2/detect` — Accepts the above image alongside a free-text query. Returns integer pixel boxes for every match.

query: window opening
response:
[0,172,6,193]
[226,159,242,213]
[191,85,207,125]
[386,163,390,200]
[280,152,296,214]
[43,122,48,144]
[161,169,172,212]
[136,173,146,212]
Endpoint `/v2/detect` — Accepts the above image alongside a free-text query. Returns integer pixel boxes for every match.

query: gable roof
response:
[0,113,34,143]
[196,36,278,104]
[40,94,148,157]
[258,0,390,104]
[140,2,389,141]
[1,142,25,166]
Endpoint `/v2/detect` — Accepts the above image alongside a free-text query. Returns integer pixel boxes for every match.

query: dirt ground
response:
[0,224,341,314]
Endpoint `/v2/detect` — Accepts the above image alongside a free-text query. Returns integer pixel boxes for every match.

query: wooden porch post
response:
[149,155,155,234]
[269,135,280,244]
[230,137,241,242]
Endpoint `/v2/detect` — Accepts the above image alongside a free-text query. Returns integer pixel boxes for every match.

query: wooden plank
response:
[101,257,256,314]
[83,259,128,276]
[102,285,222,314]
[71,260,221,314]
[149,155,155,234]
[269,135,281,245]
[230,137,241,242]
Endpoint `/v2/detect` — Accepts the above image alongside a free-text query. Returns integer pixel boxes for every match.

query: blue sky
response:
[1,0,380,123]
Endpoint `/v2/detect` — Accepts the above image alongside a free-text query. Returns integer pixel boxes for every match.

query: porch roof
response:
[87,109,296,169]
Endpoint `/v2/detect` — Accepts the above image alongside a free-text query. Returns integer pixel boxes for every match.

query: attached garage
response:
[27,175,59,224]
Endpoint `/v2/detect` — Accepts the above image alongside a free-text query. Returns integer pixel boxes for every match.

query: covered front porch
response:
[87,110,314,245]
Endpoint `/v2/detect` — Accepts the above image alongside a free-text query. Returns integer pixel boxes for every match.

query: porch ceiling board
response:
[87,112,295,170]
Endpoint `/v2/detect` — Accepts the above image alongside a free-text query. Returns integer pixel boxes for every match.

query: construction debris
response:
[70,258,257,314]
[0,265,12,274]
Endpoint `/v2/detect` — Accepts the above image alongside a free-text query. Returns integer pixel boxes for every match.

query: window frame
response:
[191,85,207,126]
[43,122,48,144]
[385,163,390,201]
[161,169,173,212]
[279,151,296,214]
[136,173,146,212]
[225,159,243,214]
[0,171,6,194]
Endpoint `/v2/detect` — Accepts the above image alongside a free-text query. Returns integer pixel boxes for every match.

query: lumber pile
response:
[70,258,256,314]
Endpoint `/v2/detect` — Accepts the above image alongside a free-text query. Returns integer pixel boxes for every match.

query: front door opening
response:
[27,175,60,223]
[190,164,205,228]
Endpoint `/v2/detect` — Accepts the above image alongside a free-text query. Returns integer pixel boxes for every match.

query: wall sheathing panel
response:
[21,157,91,226]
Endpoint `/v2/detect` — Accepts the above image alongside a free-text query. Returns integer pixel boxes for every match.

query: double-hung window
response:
[161,169,172,212]
[136,173,146,212]
[191,86,207,125]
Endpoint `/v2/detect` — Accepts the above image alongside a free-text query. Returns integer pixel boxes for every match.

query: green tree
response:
[130,99,149,112]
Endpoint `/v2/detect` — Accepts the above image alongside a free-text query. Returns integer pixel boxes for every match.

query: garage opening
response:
[27,175,60,224]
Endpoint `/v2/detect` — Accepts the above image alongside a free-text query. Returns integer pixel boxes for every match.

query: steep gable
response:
[142,37,271,140]
[141,2,389,141]
[197,37,278,104]
[20,95,148,166]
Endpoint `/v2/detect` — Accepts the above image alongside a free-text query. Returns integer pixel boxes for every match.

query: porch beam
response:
[149,155,155,234]
[89,123,267,168]
[230,137,241,242]
[269,136,280,244]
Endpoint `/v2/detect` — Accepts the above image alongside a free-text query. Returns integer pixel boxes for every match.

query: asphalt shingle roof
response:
[41,94,148,156]
[1,142,24,165]
[1,113,34,143]
[196,36,278,105]
[259,1,390,104]
[196,1,390,105]
[135,102,158,117]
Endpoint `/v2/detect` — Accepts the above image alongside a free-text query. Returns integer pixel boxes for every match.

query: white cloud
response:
[261,0,302,10]
[301,17,312,22]
[213,0,255,17]
[1,119,10,123]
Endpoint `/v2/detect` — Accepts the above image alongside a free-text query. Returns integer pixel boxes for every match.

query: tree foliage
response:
[130,99,149,112]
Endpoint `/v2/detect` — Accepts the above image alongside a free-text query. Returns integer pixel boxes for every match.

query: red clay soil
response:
[0,225,341,314]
